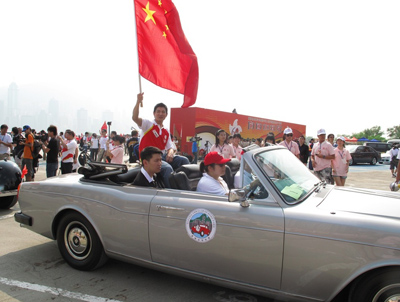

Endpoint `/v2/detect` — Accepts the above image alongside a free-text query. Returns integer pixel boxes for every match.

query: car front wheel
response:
[349,158,354,166]
[349,269,400,302]
[370,157,377,165]
[57,212,108,271]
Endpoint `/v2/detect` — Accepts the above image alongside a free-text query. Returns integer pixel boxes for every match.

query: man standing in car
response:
[132,93,189,187]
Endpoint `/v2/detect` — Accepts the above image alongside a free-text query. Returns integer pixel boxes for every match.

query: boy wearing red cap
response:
[197,152,230,196]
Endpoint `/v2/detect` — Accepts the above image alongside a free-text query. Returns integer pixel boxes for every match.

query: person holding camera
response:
[40,125,60,178]
[20,125,34,181]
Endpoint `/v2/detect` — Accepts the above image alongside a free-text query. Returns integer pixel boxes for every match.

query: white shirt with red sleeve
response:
[62,140,77,163]
[139,119,174,155]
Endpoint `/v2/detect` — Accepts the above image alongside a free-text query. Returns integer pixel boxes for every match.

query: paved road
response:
[0,160,396,302]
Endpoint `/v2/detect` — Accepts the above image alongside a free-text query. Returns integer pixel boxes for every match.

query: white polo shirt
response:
[197,173,229,196]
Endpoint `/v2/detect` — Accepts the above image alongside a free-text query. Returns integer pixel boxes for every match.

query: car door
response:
[148,190,284,289]
[355,146,366,163]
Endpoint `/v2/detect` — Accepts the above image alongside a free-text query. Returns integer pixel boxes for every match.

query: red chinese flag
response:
[101,122,107,131]
[134,0,199,108]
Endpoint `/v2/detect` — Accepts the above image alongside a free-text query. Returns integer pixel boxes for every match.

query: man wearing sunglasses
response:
[279,127,300,159]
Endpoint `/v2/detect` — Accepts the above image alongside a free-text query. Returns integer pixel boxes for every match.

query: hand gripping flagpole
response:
[132,0,143,107]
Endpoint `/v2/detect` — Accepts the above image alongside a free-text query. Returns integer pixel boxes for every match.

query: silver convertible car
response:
[15,145,400,302]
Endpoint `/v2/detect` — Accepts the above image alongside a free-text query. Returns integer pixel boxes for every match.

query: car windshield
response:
[346,145,358,152]
[254,148,320,204]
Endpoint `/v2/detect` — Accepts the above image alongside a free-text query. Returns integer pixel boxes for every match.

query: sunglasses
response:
[286,134,293,137]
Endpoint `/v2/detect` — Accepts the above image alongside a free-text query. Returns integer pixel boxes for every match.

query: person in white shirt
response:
[0,124,13,160]
[90,133,99,161]
[197,152,230,196]
[231,133,243,160]
[98,129,108,162]
[58,129,77,174]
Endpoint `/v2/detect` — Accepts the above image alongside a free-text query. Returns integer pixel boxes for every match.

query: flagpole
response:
[132,0,143,107]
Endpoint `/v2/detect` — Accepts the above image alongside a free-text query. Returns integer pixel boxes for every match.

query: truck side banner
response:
[170,107,306,155]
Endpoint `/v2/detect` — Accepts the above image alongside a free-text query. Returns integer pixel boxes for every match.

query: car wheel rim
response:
[372,283,400,302]
[64,221,91,261]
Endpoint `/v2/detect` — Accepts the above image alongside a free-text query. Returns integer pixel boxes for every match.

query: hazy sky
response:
[1,0,399,137]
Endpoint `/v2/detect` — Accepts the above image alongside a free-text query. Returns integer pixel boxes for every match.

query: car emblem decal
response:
[186,208,216,243]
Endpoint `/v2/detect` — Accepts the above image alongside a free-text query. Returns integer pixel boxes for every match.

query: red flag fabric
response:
[134,0,199,108]
[101,122,107,131]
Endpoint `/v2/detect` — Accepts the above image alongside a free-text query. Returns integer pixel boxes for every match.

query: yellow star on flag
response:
[163,31,167,38]
[165,25,169,31]
[143,2,156,25]
[158,0,162,7]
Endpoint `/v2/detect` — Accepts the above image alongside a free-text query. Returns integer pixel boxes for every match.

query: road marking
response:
[0,214,14,220]
[0,277,122,302]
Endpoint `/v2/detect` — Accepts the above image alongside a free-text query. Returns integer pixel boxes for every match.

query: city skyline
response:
[0,82,134,135]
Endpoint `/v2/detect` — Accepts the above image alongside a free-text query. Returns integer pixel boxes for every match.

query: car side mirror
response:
[228,189,250,208]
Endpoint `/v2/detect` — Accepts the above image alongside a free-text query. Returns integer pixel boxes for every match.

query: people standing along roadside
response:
[308,138,315,170]
[97,129,108,162]
[331,137,351,186]
[389,143,399,178]
[279,127,300,159]
[20,125,34,181]
[298,135,309,165]
[265,132,276,145]
[40,125,60,178]
[11,127,24,168]
[0,124,13,160]
[90,133,99,161]
[105,135,125,164]
[210,129,235,159]
[311,129,335,184]
[132,93,189,188]
[231,133,243,160]
[59,130,77,174]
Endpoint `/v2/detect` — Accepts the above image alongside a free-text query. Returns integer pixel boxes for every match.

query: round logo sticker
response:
[186,208,216,243]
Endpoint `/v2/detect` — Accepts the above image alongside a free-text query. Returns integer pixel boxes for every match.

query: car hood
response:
[318,186,400,219]
[283,187,400,250]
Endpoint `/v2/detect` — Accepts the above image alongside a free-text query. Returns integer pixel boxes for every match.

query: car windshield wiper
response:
[313,180,325,193]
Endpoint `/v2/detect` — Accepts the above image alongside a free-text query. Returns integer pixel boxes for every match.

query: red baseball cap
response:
[204,152,231,166]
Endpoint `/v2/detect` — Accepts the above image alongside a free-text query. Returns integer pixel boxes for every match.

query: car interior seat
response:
[223,158,240,189]
[169,164,202,191]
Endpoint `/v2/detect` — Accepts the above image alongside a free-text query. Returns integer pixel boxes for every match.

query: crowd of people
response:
[1,95,389,192]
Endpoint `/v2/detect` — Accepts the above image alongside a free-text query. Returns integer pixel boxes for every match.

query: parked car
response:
[363,142,391,153]
[379,150,391,165]
[15,146,400,302]
[0,160,21,209]
[346,145,381,165]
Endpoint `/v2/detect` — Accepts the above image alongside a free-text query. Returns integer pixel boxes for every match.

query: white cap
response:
[317,129,326,136]
[284,127,293,135]
[337,136,346,142]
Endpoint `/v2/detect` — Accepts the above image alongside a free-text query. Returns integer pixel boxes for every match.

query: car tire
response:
[57,212,108,271]
[349,158,354,166]
[0,196,18,209]
[370,157,377,165]
[349,269,400,302]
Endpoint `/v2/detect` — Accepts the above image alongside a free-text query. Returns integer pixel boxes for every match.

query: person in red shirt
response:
[132,93,189,187]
